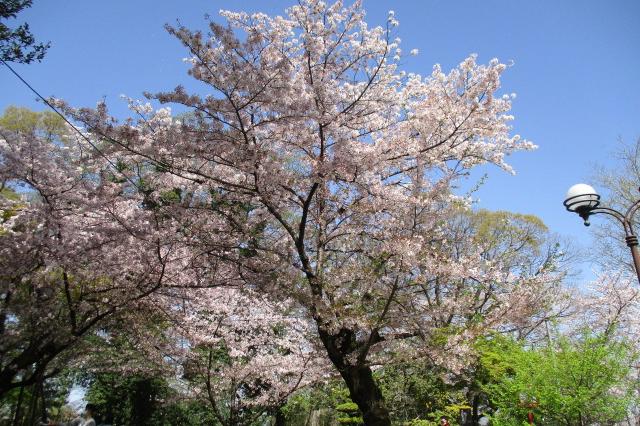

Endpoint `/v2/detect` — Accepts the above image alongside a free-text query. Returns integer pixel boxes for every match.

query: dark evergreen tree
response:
[1,0,49,63]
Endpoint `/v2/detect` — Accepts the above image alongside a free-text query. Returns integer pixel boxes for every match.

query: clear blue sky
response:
[2,0,639,280]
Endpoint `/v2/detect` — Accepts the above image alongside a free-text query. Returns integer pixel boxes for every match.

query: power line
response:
[1,58,140,189]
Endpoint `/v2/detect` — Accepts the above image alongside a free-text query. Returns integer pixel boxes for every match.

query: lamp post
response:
[563,183,640,284]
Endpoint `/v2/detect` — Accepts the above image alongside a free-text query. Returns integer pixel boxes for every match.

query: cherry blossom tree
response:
[0,114,239,397]
[573,271,640,341]
[427,209,570,422]
[168,287,327,426]
[445,210,572,337]
[0,125,143,395]
[590,137,640,274]
[70,286,328,426]
[48,1,566,423]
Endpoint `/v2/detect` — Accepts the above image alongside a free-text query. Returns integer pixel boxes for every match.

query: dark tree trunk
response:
[11,385,24,426]
[132,378,154,426]
[26,382,40,426]
[273,406,286,426]
[0,340,64,399]
[340,365,391,426]
[39,378,48,423]
[317,326,391,426]
[472,394,479,425]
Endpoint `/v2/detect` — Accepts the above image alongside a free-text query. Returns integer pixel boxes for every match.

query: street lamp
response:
[563,183,640,283]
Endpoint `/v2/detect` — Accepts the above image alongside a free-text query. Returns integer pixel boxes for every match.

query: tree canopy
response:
[0,0,49,63]
[1,1,633,425]
[480,332,638,425]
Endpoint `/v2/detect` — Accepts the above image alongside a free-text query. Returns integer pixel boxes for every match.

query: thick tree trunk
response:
[273,406,286,426]
[340,365,391,426]
[317,327,391,426]
[0,340,63,399]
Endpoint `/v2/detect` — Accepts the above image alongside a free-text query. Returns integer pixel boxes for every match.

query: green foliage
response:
[376,362,467,425]
[83,373,215,426]
[336,400,363,424]
[0,373,73,425]
[159,187,182,205]
[425,404,470,425]
[0,187,20,202]
[0,1,50,63]
[337,416,364,424]
[480,332,638,425]
[335,401,359,413]
[404,420,432,426]
[0,106,65,136]
[281,380,353,425]
[0,187,23,228]
[470,209,548,266]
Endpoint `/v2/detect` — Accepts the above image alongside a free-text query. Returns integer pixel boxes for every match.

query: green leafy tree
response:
[0,0,49,63]
[281,381,348,425]
[82,372,216,426]
[436,209,571,424]
[0,106,65,136]
[376,362,467,425]
[0,370,72,426]
[480,332,638,425]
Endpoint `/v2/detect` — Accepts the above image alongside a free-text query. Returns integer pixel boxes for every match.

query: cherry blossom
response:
[18,1,562,423]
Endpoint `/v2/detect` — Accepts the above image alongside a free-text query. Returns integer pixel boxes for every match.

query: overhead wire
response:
[1,58,141,189]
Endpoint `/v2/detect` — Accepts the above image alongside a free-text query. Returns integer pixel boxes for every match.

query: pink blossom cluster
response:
[1,1,568,419]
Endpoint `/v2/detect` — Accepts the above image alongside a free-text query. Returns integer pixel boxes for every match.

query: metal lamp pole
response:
[563,183,640,284]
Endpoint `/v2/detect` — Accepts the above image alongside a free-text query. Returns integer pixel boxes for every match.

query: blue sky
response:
[2,0,639,280]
